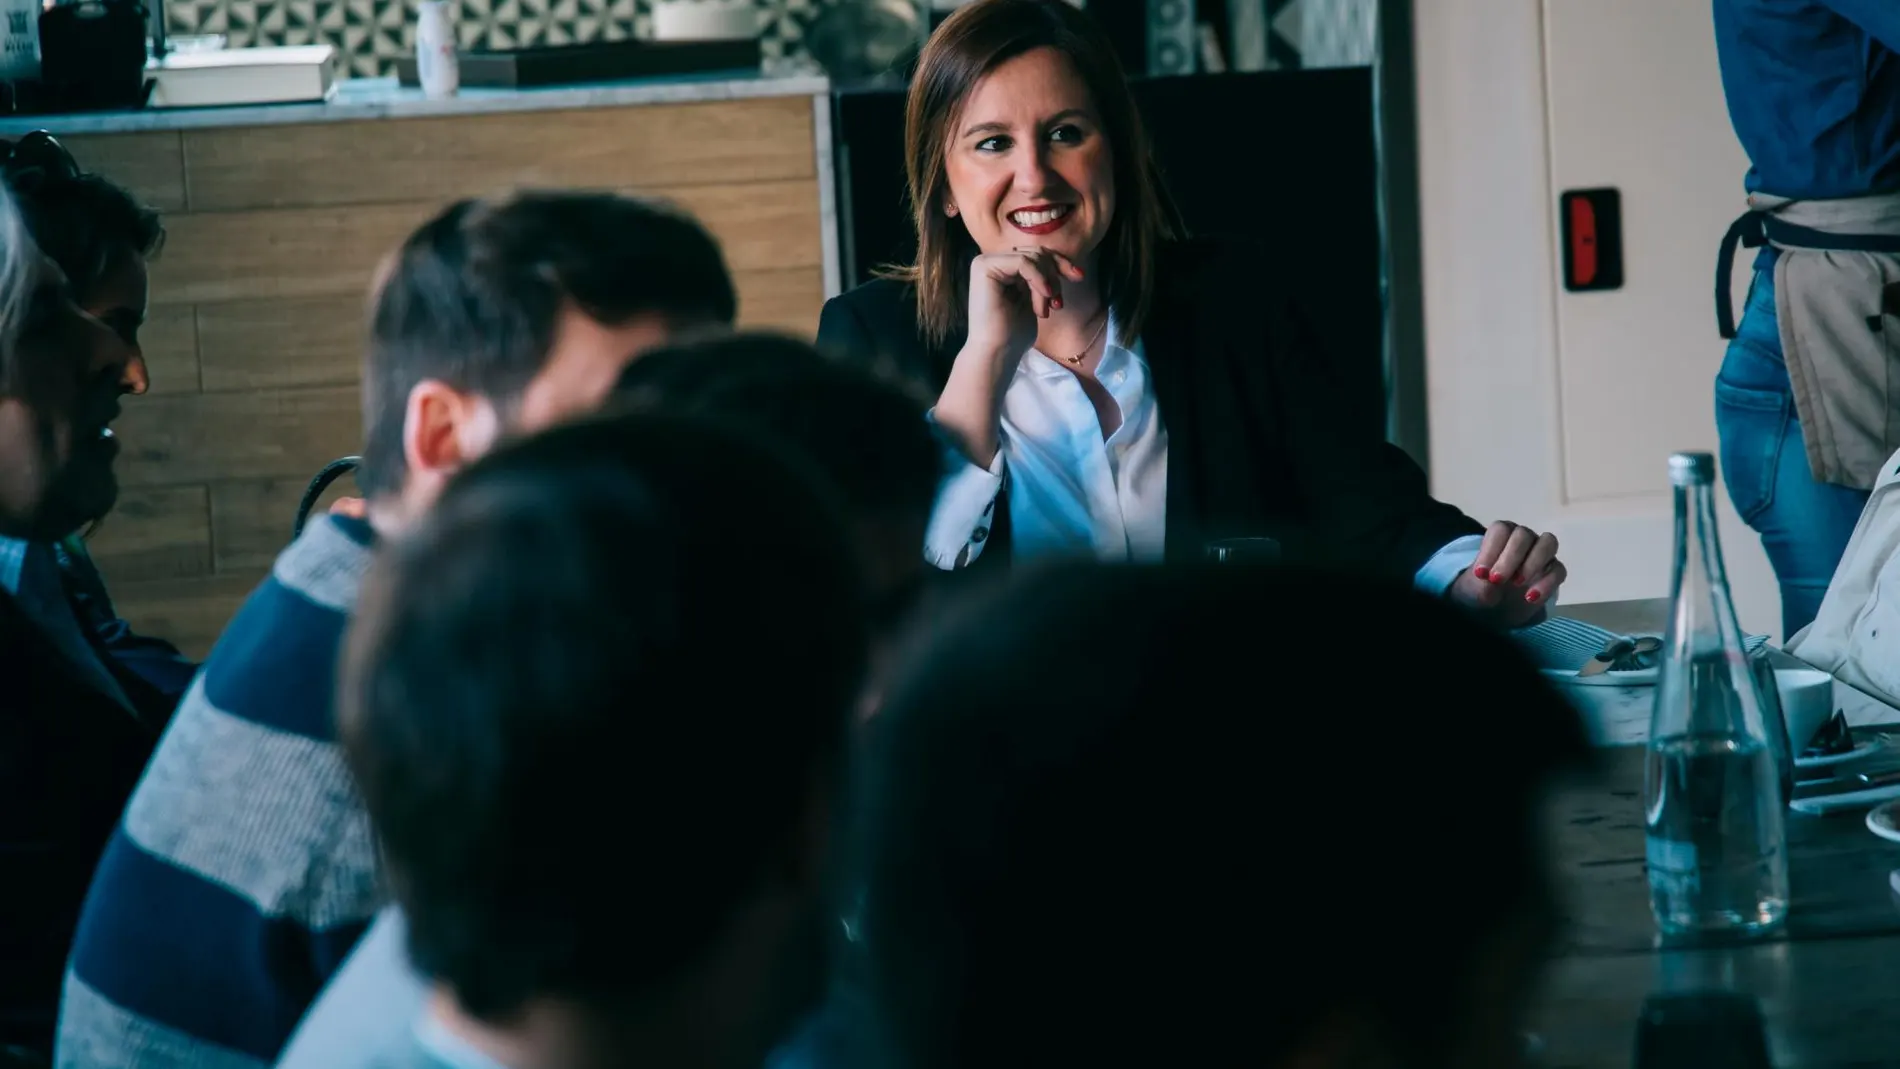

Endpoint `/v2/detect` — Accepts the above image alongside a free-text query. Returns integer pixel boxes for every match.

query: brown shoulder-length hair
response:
[888,0,1183,348]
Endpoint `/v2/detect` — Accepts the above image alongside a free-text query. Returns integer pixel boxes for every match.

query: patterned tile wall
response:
[163,0,1372,81]
[164,0,825,77]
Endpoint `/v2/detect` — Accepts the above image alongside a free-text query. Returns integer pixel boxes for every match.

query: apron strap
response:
[1716,207,1900,339]
[1716,209,1766,340]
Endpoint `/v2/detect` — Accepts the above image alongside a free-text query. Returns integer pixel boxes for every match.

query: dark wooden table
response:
[1530,739,1900,1067]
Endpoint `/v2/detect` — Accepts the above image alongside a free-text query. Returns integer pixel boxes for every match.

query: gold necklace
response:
[1063,314,1111,367]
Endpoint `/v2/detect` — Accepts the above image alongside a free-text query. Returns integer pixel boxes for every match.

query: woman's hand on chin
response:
[1448,521,1566,628]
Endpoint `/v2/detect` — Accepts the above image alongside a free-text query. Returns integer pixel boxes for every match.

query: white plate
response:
[1868,799,1900,844]
[1796,738,1886,770]
[1540,666,1657,687]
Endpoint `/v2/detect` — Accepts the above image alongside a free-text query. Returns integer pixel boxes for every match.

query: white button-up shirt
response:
[923,319,1480,591]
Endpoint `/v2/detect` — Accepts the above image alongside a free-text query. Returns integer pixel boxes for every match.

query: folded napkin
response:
[1514,616,1770,676]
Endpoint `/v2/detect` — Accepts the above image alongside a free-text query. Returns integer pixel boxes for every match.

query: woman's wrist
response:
[935,342,1012,467]
[932,394,999,468]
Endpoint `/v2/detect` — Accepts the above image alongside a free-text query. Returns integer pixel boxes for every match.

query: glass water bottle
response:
[1643,452,1789,936]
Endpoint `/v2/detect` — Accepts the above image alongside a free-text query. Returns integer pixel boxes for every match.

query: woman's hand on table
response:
[1449,521,1566,628]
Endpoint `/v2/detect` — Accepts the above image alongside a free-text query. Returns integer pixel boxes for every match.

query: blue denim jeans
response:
[1714,266,1871,636]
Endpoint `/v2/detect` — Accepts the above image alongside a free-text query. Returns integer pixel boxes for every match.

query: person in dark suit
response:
[818,0,1569,626]
[0,185,169,1060]
[2,130,194,703]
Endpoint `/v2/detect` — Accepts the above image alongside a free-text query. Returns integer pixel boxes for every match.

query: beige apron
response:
[1743,192,1900,491]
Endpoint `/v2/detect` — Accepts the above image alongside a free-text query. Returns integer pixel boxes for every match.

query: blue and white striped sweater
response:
[57,515,381,1069]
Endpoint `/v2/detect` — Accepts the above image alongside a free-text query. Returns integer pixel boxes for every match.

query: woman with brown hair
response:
[818,0,1568,624]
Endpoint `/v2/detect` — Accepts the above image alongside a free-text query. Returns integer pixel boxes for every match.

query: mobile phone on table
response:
[1633,991,1773,1069]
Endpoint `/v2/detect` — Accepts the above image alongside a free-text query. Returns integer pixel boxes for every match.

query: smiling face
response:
[0,257,142,539]
[942,46,1116,268]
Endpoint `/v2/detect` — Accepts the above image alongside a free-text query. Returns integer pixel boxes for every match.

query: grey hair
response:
[0,184,39,389]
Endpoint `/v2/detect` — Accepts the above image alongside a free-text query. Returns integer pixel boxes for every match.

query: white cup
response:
[1775,668,1835,755]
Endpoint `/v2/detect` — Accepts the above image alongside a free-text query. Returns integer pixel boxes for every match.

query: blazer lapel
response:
[0,588,156,733]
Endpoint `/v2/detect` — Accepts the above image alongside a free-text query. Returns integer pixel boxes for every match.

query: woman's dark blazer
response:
[816,237,1484,580]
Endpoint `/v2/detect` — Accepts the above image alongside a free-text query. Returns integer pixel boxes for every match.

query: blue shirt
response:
[1715,0,1900,199]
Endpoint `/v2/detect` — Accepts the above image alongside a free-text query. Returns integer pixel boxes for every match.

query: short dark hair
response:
[613,332,941,520]
[357,191,738,498]
[858,564,1593,1068]
[341,412,867,1020]
[2,132,164,301]
[895,0,1182,347]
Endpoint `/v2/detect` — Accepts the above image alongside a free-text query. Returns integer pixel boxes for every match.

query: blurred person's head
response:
[613,332,939,684]
[859,564,1593,1069]
[4,131,164,389]
[341,412,868,1069]
[0,178,144,539]
[358,190,737,532]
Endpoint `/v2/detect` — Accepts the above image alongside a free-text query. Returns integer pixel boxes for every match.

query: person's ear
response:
[402,379,499,487]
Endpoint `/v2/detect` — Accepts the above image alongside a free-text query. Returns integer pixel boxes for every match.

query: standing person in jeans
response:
[1713,0,1900,637]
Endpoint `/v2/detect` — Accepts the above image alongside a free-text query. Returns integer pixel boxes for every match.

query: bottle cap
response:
[1668,451,1715,487]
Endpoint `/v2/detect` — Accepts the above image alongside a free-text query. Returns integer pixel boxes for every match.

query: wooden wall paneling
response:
[734,267,825,337]
[149,200,437,305]
[67,103,834,660]
[60,132,188,213]
[661,180,824,273]
[150,179,822,306]
[197,296,366,392]
[109,571,270,660]
[179,98,817,211]
[114,385,363,488]
[84,485,212,582]
[139,304,201,394]
[209,477,361,574]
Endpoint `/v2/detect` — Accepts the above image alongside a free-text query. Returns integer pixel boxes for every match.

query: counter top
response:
[0,69,831,136]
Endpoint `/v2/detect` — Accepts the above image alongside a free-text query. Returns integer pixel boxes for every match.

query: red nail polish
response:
[1490,573,1505,585]
[1513,574,1526,586]
[1473,566,1489,580]
[1525,589,1542,604]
